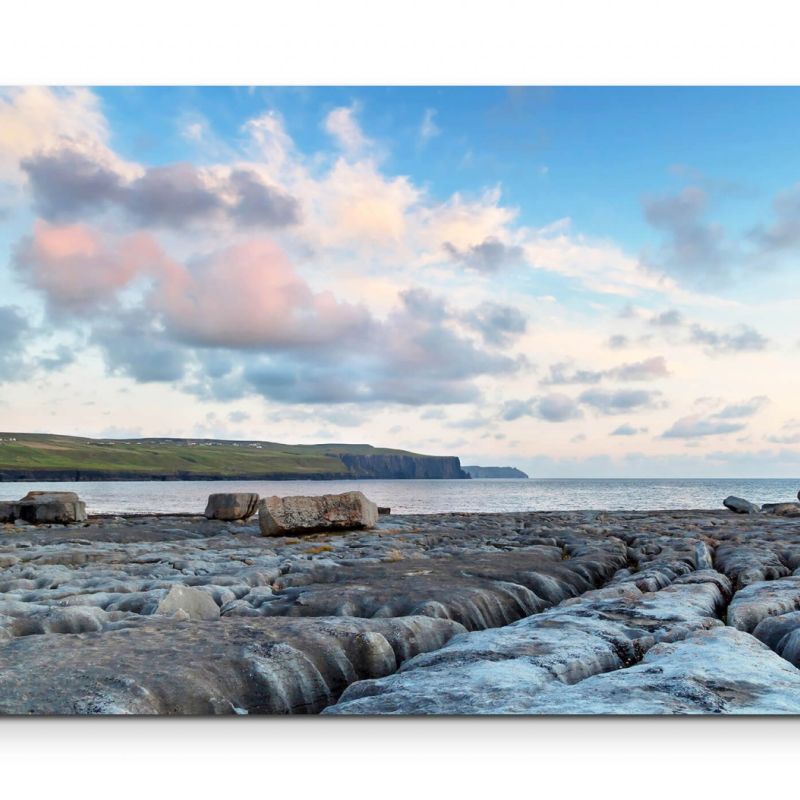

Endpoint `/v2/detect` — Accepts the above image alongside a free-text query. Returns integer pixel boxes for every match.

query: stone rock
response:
[378,507,391,515]
[328,572,732,715]
[204,493,260,521]
[0,615,464,714]
[714,543,789,590]
[723,496,759,514]
[752,611,800,667]
[0,501,19,523]
[155,585,221,620]
[728,577,800,632]
[762,502,800,517]
[258,491,378,537]
[16,491,87,525]
[694,541,714,570]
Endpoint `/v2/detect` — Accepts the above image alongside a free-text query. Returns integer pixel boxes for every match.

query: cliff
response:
[0,433,469,481]
[338,453,468,479]
[463,465,529,479]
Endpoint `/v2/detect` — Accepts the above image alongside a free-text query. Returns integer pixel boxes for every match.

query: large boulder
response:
[204,492,259,521]
[16,491,87,524]
[258,491,378,537]
[723,495,760,514]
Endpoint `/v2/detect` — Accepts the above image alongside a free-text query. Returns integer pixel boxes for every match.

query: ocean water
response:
[1,477,799,515]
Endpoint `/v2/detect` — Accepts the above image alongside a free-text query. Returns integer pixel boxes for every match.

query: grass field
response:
[0,432,431,478]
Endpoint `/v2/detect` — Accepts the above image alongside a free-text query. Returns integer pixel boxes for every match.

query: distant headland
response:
[463,465,529,479]
[0,432,472,482]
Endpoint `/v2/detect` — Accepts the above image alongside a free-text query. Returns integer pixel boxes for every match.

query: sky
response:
[1,86,800,477]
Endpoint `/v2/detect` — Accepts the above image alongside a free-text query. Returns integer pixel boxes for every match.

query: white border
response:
[2,0,800,85]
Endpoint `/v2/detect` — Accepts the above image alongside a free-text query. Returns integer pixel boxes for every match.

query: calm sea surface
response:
[1,478,799,515]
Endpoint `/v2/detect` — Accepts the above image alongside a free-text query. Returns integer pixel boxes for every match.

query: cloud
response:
[158,240,374,350]
[610,423,648,436]
[751,183,800,251]
[578,388,663,415]
[0,87,108,182]
[323,105,372,156]
[36,345,75,373]
[18,223,524,406]
[419,108,440,145]
[14,221,164,313]
[91,309,189,383]
[21,146,302,230]
[462,302,527,346]
[610,356,669,381]
[542,363,604,386]
[537,394,583,422]
[542,356,668,385]
[689,323,769,354]
[661,396,766,439]
[649,309,684,327]
[501,394,582,423]
[767,419,800,445]
[715,396,769,419]
[443,237,524,273]
[642,186,729,283]
[0,306,29,380]
[662,415,746,439]
[606,334,629,349]
[21,147,124,221]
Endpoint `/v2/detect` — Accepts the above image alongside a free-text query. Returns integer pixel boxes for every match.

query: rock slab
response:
[258,491,378,537]
[723,496,760,514]
[2,491,88,525]
[204,492,260,521]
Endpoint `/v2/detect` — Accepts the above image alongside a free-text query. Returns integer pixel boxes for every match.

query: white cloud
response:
[419,108,440,144]
[323,104,372,156]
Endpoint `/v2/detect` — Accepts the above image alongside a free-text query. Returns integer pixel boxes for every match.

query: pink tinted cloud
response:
[18,222,371,348]
[16,220,163,310]
[157,240,373,348]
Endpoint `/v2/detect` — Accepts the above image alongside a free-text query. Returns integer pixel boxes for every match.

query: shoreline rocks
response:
[258,491,378,536]
[2,507,800,714]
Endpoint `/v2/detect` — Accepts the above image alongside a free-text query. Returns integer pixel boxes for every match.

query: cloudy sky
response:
[1,86,800,476]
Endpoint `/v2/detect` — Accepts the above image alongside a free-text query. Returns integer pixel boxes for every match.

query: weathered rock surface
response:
[752,611,800,667]
[1,506,800,714]
[328,570,731,714]
[728,577,800,632]
[204,492,259,521]
[249,544,627,631]
[723,496,760,514]
[0,615,464,714]
[258,491,378,536]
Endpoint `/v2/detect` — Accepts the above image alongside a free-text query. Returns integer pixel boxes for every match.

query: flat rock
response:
[258,491,378,536]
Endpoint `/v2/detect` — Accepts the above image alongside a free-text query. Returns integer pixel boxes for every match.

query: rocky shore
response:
[3,501,800,714]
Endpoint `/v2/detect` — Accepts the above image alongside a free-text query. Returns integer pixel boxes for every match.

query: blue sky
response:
[1,86,800,475]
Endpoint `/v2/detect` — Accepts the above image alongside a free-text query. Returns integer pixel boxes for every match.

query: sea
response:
[1,478,798,516]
